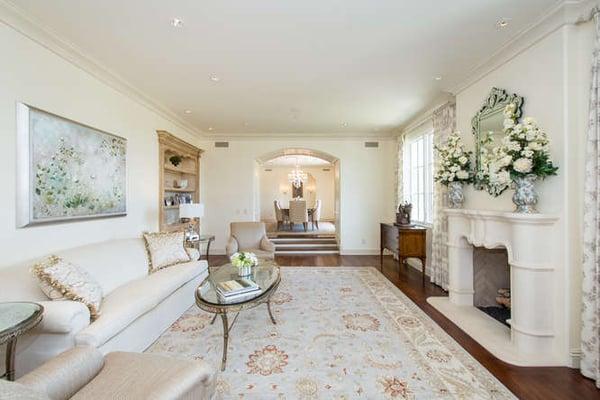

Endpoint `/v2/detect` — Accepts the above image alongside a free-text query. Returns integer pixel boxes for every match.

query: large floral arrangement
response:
[434,132,473,185]
[482,104,558,196]
[230,252,258,268]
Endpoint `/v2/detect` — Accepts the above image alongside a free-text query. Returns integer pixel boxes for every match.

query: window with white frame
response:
[403,128,434,224]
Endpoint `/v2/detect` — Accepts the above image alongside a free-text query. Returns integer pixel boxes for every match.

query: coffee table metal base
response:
[211,300,277,371]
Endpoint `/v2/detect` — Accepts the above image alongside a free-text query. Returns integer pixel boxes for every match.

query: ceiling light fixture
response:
[496,18,510,29]
[434,76,443,81]
[184,110,192,114]
[170,18,183,28]
[208,127,214,131]
[209,75,221,82]
[288,158,308,189]
[342,122,348,127]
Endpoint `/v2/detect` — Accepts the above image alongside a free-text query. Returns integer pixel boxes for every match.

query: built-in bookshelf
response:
[157,131,203,232]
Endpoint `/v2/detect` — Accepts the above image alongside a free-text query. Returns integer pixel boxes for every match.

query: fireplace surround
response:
[427,209,565,366]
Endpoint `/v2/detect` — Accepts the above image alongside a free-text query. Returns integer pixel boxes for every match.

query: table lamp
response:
[179,203,204,241]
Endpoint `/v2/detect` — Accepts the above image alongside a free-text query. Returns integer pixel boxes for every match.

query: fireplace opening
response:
[472,247,511,327]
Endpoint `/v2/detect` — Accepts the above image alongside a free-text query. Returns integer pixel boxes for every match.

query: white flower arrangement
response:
[481,103,558,197]
[434,132,473,185]
[230,252,258,269]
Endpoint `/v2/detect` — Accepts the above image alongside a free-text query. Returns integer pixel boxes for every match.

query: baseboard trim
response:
[570,348,582,369]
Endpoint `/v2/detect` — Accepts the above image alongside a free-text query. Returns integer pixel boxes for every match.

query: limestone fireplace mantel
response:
[427,208,565,366]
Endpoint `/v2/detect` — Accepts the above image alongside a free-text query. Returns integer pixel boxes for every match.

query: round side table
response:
[0,302,44,381]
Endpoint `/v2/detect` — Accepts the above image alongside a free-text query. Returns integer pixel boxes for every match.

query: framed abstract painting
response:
[16,104,127,227]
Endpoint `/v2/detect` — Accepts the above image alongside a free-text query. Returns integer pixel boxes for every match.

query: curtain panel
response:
[430,102,456,290]
[581,10,600,388]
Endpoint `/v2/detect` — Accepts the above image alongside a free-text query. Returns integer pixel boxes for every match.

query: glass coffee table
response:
[195,260,280,371]
[0,302,44,381]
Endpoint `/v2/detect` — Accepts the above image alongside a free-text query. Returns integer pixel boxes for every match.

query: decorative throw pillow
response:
[32,255,103,319]
[143,231,190,272]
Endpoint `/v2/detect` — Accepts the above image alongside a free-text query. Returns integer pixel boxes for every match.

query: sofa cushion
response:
[0,380,50,400]
[75,260,207,348]
[56,239,149,295]
[71,352,215,400]
[32,256,103,319]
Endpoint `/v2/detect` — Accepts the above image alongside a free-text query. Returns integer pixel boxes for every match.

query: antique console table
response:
[380,223,427,285]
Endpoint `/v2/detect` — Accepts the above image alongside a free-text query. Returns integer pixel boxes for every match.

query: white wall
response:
[0,22,200,267]
[453,23,593,366]
[259,166,335,221]
[198,139,396,254]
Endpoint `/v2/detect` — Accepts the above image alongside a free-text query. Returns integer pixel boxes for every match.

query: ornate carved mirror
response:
[472,87,524,189]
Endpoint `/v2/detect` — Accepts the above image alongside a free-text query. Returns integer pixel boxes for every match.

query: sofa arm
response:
[226,237,238,257]
[34,301,90,334]
[18,347,104,400]
[260,236,276,253]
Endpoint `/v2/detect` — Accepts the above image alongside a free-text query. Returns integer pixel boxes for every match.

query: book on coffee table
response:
[216,278,260,298]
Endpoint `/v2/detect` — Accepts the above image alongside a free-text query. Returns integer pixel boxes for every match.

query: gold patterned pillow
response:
[143,231,191,272]
[32,256,103,319]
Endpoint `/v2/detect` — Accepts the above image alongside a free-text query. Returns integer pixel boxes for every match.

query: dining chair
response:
[313,199,322,230]
[289,200,309,231]
[273,200,285,230]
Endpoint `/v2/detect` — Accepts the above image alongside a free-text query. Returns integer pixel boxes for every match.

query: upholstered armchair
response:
[289,200,308,231]
[1,346,215,400]
[226,222,275,259]
[313,199,322,230]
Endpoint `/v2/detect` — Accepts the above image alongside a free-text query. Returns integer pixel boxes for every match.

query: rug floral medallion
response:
[147,267,515,399]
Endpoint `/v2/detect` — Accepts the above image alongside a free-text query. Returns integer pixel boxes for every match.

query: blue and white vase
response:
[512,174,538,213]
[447,181,464,209]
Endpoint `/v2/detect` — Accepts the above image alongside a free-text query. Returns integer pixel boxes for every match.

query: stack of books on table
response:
[216,278,261,302]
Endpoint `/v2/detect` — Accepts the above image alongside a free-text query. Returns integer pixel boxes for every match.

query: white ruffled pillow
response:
[32,255,103,319]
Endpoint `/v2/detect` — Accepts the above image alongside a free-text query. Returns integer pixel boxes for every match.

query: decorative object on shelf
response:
[230,252,258,277]
[481,104,558,213]
[434,132,473,209]
[472,87,524,190]
[16,104,127,227]
[396,202,413,226]
[173,179,188,189]
[179,203,204,241]
[169,155,183,167]
[288,159,308,189]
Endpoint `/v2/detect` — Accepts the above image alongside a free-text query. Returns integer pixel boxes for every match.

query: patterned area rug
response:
[146,267,515,399]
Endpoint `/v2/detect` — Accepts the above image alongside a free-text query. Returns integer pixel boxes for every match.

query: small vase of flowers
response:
[434,132,473,209]
[487,104,558,213]
[230,252,258,277]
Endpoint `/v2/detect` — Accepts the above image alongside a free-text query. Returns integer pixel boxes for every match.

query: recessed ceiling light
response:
[170,18,183,28]
[434,76,443,81]
[496,18,510,29]
[342,122,348,127]
[208,127,214,131]
[184,110,192,114]
[209,75,220,82]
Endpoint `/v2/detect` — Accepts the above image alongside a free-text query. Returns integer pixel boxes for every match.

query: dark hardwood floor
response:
[208,254,599,400]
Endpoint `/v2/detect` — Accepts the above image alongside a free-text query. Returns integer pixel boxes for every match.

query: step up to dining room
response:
[269,235,339,255]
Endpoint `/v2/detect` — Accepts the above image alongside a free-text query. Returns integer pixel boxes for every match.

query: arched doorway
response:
[255,148,341,255]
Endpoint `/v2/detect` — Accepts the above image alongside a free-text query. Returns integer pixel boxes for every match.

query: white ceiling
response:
[264,155,332,167]
[9,0,558,136]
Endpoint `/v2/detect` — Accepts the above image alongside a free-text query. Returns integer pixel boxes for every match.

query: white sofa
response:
[0,238,208,378]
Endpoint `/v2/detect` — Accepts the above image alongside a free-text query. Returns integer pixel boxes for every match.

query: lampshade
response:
[179,203,204,218]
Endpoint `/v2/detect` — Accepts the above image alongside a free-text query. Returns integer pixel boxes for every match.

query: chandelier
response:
[288,161,307,189]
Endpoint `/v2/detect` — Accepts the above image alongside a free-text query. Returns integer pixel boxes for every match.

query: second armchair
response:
[226,222,275,259]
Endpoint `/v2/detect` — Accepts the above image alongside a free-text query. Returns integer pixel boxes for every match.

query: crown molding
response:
[0,0,206,138]
[398,93,455,136]
[204,131,397,141]
[449,0,599,95]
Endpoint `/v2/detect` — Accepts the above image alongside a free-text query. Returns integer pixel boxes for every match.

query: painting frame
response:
[16,103,127,227]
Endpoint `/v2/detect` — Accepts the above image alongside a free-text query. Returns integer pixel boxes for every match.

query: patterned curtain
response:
[430,103,456,290]
[581,10,600,388]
